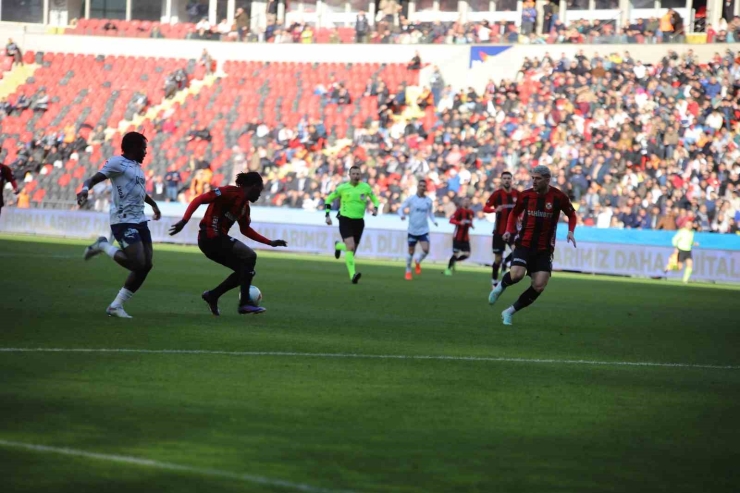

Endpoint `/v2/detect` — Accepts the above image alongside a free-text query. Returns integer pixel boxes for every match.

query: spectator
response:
[235,7,249,41]
[521,1,537,36]
[30,90,49,113]
[5,38,22,65]
[164,165,181,202]
[355,10,370,43]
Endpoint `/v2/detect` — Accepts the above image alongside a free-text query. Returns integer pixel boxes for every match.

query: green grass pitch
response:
[1,235,739,493]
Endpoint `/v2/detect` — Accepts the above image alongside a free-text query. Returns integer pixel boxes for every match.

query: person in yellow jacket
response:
[664,222,699,283]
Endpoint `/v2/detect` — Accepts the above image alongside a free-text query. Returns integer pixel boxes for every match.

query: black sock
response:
[239,259,257,305]
[500,272,516,288]
[492,262,501,280]
[211,272,240,299]
[448,255,457,270]
[512,286,541,312]
[457,254,469,263]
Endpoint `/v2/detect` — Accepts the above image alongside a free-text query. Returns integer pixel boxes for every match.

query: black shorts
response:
[452,240,471,253]
[198,234,242,271]
[677,249,693,263]
[492,233,512,254]
[339,216,365,244]
[511,247,553,275]
[111,222,152,249]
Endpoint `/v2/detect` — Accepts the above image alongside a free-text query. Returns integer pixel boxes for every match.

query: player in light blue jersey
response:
[399,179,437,280]
[76,132,162,319]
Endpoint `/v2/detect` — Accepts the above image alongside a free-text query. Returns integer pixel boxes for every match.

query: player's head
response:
[417,179,427,195]
[501,171,513,190]
[530,165,551,193]
[349,165,362,185]
[461,196,470,208]
[235,171,264,203]
[121,132,147,163]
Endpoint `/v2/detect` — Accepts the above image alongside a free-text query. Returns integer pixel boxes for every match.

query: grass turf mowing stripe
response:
[0,439,355,493]
[1,347,738,370]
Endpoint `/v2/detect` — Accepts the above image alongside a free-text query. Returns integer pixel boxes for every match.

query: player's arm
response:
[2,166,20,194]
[503,196,526,241]
[482,192,498,214]
[76,172,107,206]
[324,185,342,225]
[144,194,161,221]
[450,209,462,225]
[399,197,411,220]
[168,189,218,235]
[561,192,578,248]
[428,199,438,226]
[365,183,380,216]
[239,219,287,248]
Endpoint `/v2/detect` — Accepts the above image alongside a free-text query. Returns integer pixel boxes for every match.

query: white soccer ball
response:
[242,285,262,306]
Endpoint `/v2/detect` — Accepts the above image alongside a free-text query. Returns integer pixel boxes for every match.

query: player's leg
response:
[682,257,693,284]
[197,236,241,316]
[348,221,364,284]
[489,247,527,305]
[415,238,430,274]
[501,271,550,325]
[492,235,504,285]
[106,225,152,318]
[232,241,264,314]
[445,244,459,275]
[405,237,416,280]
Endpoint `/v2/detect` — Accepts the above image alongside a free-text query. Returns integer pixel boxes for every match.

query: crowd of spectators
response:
[147,47,740,234]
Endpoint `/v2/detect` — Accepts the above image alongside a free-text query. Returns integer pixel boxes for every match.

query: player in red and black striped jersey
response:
[169,172,287,316]
[0,162,20,217]
[488,165,577,326]
[483,171,519,286]
[444,197,475,275]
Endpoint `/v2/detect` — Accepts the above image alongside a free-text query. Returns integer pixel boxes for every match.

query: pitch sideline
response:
[0,439,355,493]
[0,347,737,370]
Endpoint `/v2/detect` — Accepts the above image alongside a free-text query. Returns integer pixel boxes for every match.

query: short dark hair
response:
[349,165,361,173]
[501,171,513,178]
[235,171,263,187]
[121,132,147,153]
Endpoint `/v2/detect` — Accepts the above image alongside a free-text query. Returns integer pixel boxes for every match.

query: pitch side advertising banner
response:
[2,208,739,283]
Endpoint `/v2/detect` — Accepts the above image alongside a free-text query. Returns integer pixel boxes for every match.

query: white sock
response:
[504,306,516,316]
[103,242,120,259]
[415,250,428,264]
[111,288,133,308]
[493,282,505,294]
[406,252,413,271]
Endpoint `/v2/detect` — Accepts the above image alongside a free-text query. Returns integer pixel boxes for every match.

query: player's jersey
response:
[450,207,475,242]
[99,156,147,225]
[509,186,575,253]
[199,186,251,238]
[400,194,434,236]
[0,164,15,208]
[325,182,379,219]
[485,188,519,235]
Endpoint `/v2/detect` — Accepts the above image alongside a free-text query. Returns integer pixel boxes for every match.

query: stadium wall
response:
[2,208,739,283]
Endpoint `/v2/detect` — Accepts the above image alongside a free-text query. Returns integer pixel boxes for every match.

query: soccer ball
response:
[239,286,263,306]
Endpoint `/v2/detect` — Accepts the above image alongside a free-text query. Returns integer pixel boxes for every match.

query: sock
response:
[336,242,347,251]
[110,287,133,308]
[448,255,457,270]
[103,242,120,259]
[345,251,356,279]
[493,272,516,294]
[512,286,542,312]
[683,266,693,283]
[239,265,256,306]
[416,250,428,264]
[406,252,413,272]
[457,254,469,263]
[212,272,240,299]
[492,262,501,281]
[503,306,516,317]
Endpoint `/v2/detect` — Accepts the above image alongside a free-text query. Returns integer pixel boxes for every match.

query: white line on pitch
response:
[0,439,354,493]
[0,347,737,370]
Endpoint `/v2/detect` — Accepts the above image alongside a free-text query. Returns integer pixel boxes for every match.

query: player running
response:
[78,132,162,319]
[444,197,475,276]
[399,179,437,280]
[664,222,699,284]
[168,172,287,315]
[483,171,519,288]
[488,165,577,326]
[324,165,379,284]
[0,161,20,217]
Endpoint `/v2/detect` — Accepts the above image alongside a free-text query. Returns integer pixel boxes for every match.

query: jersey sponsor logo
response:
[225,211,237,221]
[527,210,553,218]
